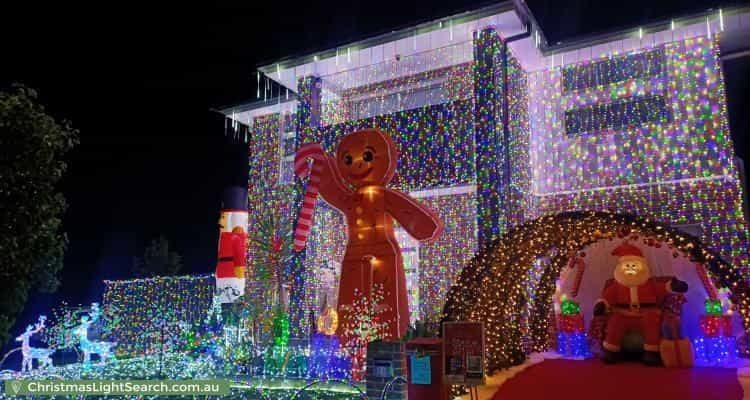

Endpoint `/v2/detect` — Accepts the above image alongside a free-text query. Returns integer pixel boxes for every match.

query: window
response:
[564,95,670,136]
[278,113,297,184]
[672,224,703,238]
[562,49,665,93]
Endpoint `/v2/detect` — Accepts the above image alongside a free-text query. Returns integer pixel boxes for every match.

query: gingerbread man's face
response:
[336,129,397,188]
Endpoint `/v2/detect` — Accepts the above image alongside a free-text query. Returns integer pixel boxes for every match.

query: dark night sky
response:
[2,0,749,338]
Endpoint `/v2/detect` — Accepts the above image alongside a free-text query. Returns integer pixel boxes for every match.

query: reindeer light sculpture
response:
[72,303,116,365]
[15,315,54,372]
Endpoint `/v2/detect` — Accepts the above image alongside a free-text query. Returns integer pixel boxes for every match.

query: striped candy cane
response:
[695,263,718,300]
[293,144,327,252]
[570,257,586,298]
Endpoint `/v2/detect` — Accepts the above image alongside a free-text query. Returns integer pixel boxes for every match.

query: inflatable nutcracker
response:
[215,186,248,303]
[593,242,688,365]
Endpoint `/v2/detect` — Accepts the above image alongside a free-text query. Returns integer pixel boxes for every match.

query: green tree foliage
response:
[132,235,183,277]
[0,85,79,345]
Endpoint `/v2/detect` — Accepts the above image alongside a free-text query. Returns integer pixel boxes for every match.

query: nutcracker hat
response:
[222,186,248,211]
[220,186,248,233]
[611,241,646,264]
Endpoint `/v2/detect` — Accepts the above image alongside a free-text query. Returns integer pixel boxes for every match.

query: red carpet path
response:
[492,359,742,400]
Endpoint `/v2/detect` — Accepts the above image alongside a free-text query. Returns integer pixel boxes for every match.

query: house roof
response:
[219,1,750,117]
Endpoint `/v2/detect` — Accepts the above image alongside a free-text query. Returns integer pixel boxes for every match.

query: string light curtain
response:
[102,275,214,357]
[528,36,749,272]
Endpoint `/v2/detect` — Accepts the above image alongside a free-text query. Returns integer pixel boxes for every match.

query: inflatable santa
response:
[593,242,688,365]
[215,187,248,303]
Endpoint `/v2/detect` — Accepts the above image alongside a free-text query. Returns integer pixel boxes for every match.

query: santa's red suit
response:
[601,278,671,352]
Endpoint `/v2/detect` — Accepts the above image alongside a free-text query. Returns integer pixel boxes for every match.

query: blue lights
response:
[693,336,739,366]
[557,332,591,358]
[309,333,352,380]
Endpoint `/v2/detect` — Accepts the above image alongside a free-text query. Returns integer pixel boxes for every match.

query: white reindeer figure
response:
[15,315,54,372]
[72,303,116,365]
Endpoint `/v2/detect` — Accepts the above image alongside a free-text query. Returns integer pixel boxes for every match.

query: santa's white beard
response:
[614,268,649,287]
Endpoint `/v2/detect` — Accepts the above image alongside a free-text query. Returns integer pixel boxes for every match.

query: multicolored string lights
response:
[241,30,748,374]
[4,10,749,395]
[101,275,214,357]
[528,36,749,273]
[443,211,750,371]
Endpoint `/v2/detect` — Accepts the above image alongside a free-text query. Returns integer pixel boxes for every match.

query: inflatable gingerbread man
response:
[294,128,443,341]
[593,242,688,365]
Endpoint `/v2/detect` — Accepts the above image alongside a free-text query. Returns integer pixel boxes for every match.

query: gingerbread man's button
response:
[355,206,363,215]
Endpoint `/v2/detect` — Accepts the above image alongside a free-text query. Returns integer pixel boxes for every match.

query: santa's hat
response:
[611,242,646,263]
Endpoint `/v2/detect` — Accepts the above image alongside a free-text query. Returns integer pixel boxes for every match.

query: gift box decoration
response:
[699,315,732,337]
[559,314,585,333]
[561,299,581,316]
[693,336,738,366]
[557,332,591,357]
[704,299,723,316]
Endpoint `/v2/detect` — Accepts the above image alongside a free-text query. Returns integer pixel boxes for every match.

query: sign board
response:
[372,359,394,378]
[410,354,431,384]
[442,321,485,386]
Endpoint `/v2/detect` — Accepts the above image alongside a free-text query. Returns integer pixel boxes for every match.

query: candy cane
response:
[571,257,586,298]
[293,144,326,251]
[695,263,718,300]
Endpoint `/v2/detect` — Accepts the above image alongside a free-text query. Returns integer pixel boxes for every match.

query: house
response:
[222,1,750,332]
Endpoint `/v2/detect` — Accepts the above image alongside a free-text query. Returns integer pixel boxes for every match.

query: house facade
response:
[224,2,750,333]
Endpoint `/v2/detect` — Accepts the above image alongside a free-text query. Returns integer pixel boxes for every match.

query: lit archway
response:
[442,210,749,372]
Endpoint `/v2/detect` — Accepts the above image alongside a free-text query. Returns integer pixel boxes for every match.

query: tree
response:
[132,235,183,277]
[0,85,79,345]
